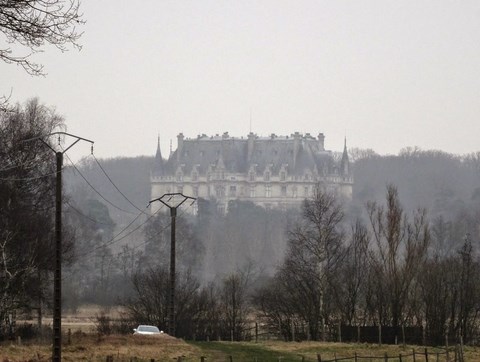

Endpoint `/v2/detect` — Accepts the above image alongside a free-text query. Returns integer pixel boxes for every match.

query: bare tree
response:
[0,98,65,337]
[220,262,257,341]
[0,0,84,76]
[335,221,370,325]
[367,184,430,328]
[254,187,346,341]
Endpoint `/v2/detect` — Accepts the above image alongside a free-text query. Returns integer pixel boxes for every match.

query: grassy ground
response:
[1,335,479,362]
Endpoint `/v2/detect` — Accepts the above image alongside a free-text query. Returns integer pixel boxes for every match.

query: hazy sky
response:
[2,1,480,162]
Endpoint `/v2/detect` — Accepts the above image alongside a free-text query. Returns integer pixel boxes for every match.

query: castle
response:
[151,132,353,213]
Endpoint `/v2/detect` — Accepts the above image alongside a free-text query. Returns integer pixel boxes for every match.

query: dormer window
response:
[264,171,270,182]
[305,174,310,181]
[176,172,183,182]
[280,171,286,181]
[249,171,255,182]
[192,172,198,182]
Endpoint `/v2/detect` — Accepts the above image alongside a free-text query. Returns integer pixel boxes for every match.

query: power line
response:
[64,200,116,227]
[91,153,149,215]
[116,204,192,256]
[62,152,138,215]
[62,203,194,283]
[76,203,165,259]
[0,168,63,181]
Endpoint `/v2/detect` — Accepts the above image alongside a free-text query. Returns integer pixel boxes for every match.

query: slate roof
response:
[153,132,345,177]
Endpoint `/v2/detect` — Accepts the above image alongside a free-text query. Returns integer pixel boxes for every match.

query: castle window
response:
[280,171,286,181]
[305,174,310,181]
[216,186,225,198]
[229,185,237,197]
[281,186,287,196]
[265,185,271,198]
[264,172,270,182]
[192,172,198,181]
[193,186,198,197]
[292,187,298,198]
[249,171,255,182]
[176,172,183,182]
[304,186,309,197]
[250,185,256,198]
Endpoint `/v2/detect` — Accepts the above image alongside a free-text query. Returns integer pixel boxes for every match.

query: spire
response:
[155,134,162,160]
[153,134,165,175]
[341,136,350,176]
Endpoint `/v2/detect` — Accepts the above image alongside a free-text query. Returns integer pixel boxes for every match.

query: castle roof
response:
[153,132,345,177]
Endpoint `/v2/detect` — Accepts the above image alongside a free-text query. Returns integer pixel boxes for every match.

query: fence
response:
[340,325,424,345]
[316,346,464,362]
[103,346,464,362]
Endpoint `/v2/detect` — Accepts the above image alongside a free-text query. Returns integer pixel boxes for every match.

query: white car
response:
[133,325,163,335]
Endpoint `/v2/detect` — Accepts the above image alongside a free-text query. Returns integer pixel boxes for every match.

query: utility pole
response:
[148,193,195,336]
[25,132,93,362]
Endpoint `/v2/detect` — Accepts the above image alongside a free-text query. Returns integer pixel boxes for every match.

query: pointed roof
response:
[341,137,350,175]
[155,135,162,159]
[153,135,165,175]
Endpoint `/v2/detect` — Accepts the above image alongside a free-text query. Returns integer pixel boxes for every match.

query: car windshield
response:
[138,325,159,333]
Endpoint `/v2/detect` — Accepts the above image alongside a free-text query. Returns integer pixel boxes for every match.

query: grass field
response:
[3,307,478,361]
[1,334,479,362]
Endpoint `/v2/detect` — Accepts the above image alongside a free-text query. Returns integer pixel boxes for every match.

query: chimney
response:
[177,133,184,161]
[293,132,301,167]
[247,132,255,162]
[318,133,325,151]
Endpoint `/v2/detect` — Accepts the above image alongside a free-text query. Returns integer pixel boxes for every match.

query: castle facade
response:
[151,132,352,213]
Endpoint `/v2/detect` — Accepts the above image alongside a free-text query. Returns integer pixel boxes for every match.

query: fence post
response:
[402,324,406,348]
[446,335,449,362]
[357,325,360,343]
[291,320,295,342]
[338,323,341,343]
[413,348,416,362]
[255,322,258,343]
[68,328,71,345]
[424,347,429,362]
[379,325,382,346]
[317,353,321,362]
[200,357,206,362]
[384,352,388,362]
[459,336,464,362]
[354,352,358,362]
[399,353,403,362]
